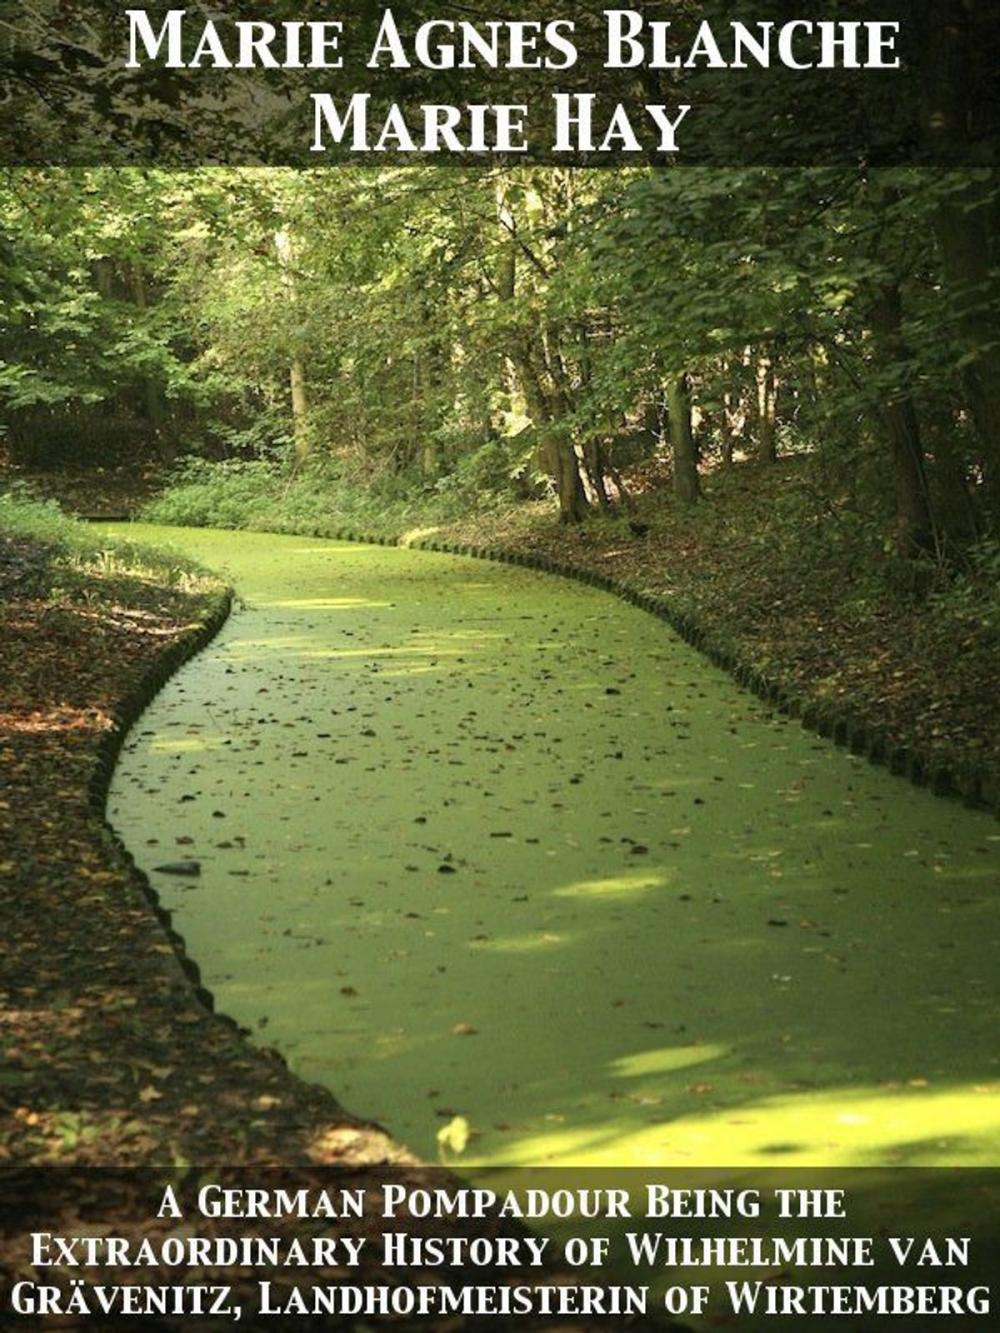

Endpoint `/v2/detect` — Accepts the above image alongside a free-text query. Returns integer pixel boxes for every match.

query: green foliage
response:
[0,171,202,454]
[0,490,83,547]
[3,163,998,552]
[142,459,283,529]
[141,454,512,539]
[930,539,1000,645]
[430,437,538,510]
[197,406,294,462]
[0,489,208,588]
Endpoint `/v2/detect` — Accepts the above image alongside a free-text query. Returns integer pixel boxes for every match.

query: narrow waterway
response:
[106,526,999,1168]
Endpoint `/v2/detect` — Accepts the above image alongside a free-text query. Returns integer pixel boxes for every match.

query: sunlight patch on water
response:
[487,1084,1000,1168]
[261,597,395,609]
[468,932,574,954]
[553,871,670,900]
[610,1045,726,1079]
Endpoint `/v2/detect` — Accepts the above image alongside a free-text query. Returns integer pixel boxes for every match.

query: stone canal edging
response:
[87,587,236,1017]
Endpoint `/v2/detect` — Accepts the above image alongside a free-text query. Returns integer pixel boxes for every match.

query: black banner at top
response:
[0,1,996,167]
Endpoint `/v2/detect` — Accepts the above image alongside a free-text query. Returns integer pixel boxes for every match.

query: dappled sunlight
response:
[408,628,506,643]
[553,870,670,900]
[468,930,572,954]
[226,634,320,654]
[259,597,395,610]
[295,645,471,660]
[610,1044,726,1079]
[230,640,476,661]
[473,1082,1000,1169]
[399,526,444,546]
[357,1029,419,1063]
[149,734,224,754]
[0,706,110,737]
[283,546,357,556]
[931,864,1000,886]
[379,662,489,679]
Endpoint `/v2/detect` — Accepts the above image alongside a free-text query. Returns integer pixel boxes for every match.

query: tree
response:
[667,374,700,504]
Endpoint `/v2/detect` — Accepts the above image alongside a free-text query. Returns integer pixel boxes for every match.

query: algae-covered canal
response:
[106,527,1000,1168]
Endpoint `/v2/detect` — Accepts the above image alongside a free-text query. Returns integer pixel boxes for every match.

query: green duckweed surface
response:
[106,527,1000,1169]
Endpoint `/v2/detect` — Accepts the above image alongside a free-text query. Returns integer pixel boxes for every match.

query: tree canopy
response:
[1,162,998,554]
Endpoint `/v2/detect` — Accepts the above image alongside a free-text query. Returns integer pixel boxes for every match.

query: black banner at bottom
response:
[0,1167,997,1330]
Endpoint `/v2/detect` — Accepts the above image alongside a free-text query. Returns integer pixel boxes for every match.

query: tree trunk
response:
[755,352,778,464]
[579,439,612,510]
[932,182,1000,516]
[533,432,586,522]
[274,229,310,464]
[288,357,310,464]
[914,0,1000,517]
[721,390,739,466]
[509,337,589,522]
[496,184,588,522]
[934,426,981,548]
[869,283,935,556]
[667,373,700,503]
[128,264,178,465]
[556,441,590,522]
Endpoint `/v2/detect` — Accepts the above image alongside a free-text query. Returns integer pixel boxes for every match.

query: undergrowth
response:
[0,490,217,594]
[141,457,514,539]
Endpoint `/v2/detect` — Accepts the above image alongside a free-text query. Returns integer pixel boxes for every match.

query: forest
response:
[3,163,1000,737]
[2,164,998,542]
